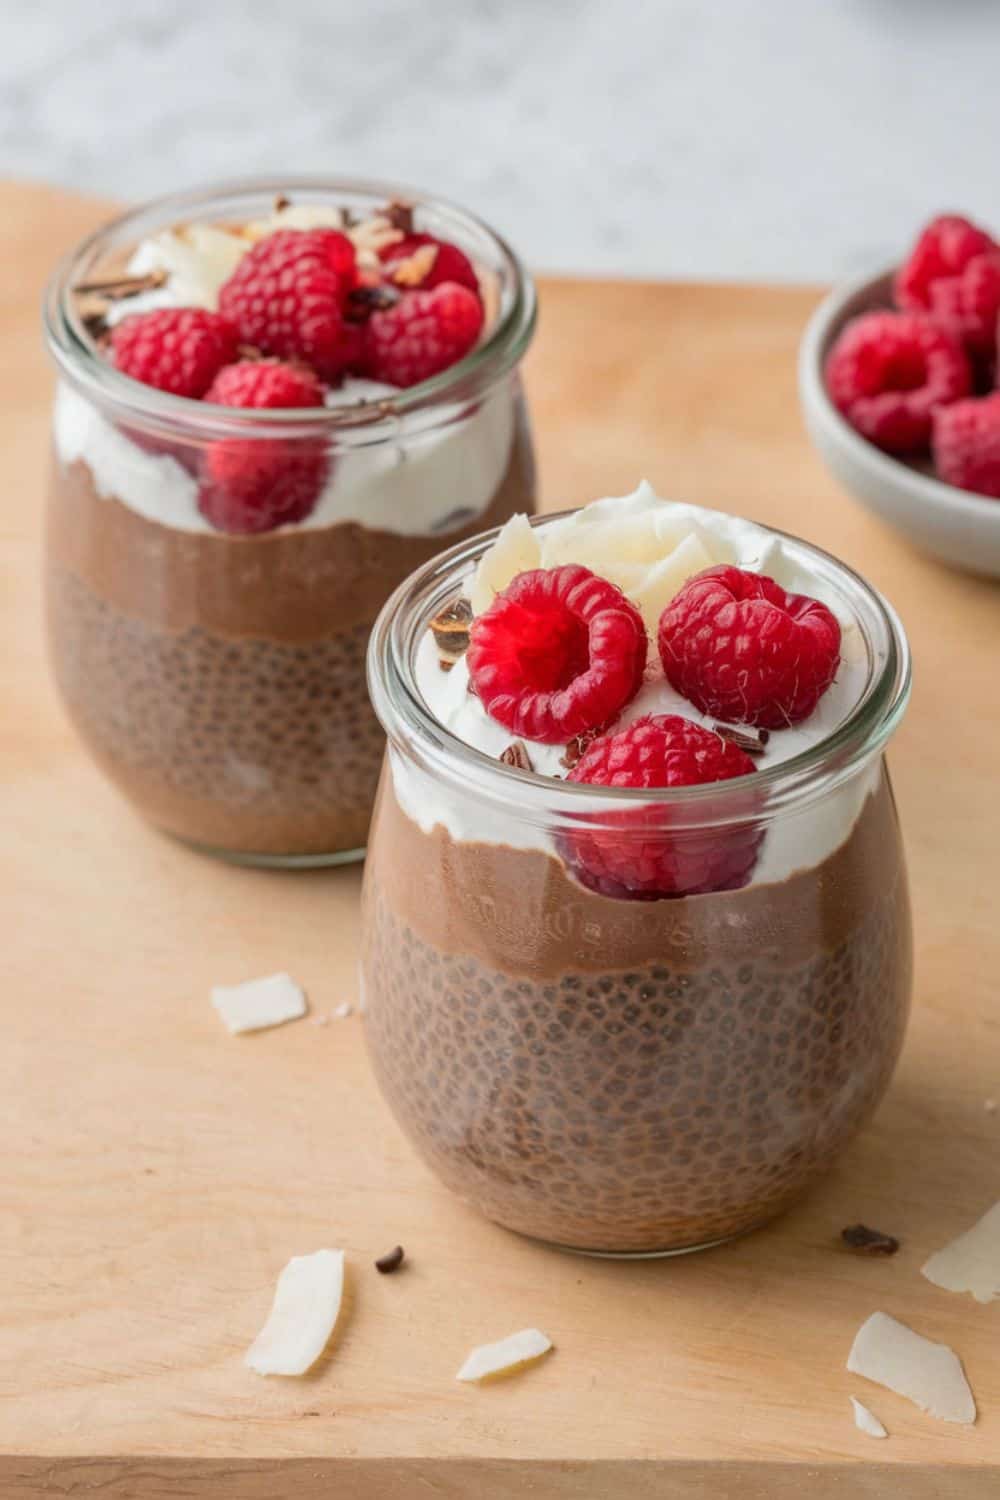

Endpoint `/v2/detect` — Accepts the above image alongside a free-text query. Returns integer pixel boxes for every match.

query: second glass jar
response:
[43,177,537,864]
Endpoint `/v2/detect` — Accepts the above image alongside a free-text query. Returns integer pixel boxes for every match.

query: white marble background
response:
[4,0,999,280]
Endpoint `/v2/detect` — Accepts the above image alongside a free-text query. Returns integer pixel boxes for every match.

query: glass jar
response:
[362,517,912,1256]
[42,177,537,865]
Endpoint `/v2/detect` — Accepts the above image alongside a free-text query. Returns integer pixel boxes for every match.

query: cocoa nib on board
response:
[841,1223,900,1256]
[375,1245,405,1274]
[430,598,472,669]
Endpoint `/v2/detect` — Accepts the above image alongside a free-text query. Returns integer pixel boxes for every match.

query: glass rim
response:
[42,173,537,441]
[368,505,912,825]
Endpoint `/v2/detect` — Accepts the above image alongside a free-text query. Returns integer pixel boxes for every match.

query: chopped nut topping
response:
[390,243,439,287]
[385,199,416,235]
[347,283,401,316]
[82,311,109,342]
[500,740,534,772]
[348,214,405,260]
[430,598,472,666]
[711,722,770,755]
[560,725,607,769]
[75,268,168,301]
[375,1245,405,1274]
[273,192,291,212]
[841,1223,900,1256]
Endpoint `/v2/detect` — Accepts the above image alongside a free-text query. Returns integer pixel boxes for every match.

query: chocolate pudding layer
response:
[362,771,911,1253]
[45,420,535,858]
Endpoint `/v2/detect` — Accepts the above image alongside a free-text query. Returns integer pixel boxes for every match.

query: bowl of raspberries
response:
[799,213,1000,576]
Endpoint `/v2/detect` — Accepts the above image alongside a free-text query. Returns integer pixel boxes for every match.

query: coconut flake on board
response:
[922,1201,1000,1304]
[846,1312,976,1425]
[246,1249,345,1376]
[456,1328,553,1383]
[211,972,308,1034]
[850,1396,888,1439]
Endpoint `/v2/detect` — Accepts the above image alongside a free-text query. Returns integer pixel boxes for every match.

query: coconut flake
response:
[469,514,542,615]
[847,1312,976,1425]
[456,1327,553,1383]
[333,1002,354,1020]
[922,1201,1000,1304]
[125,226,246,309]
[850,1396,888,1439]
[211,972,307,1034]
[246,1249,345,1376]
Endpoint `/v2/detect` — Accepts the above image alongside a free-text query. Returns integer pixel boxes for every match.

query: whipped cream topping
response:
[393,484,881,887]
[55,205,514,538]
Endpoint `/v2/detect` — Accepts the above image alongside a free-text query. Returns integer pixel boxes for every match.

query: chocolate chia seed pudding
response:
[42,178,537,862]
[361,488,913,1254]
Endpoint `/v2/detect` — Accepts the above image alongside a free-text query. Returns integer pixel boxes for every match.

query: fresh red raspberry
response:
[198,360,328,534]
[334,318,366,375]
[932,392,1000,498]
[561,715,761,899]
[467,565,647,744]
[825,310,970,452]
[363,283,483,388]
[895,214,1000,357]
[109,308,238,398]
[379,232,479,294]
[218,229,356,379]
[658,566,842,730]
[203,359,325,410]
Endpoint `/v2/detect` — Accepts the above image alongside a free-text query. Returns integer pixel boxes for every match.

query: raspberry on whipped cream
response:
[658,565,842,728]
[563,714,762,898]
[199,360,329,534]
[466,564,647,743]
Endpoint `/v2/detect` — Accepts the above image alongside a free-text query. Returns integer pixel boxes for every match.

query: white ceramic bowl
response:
[799,268,1000,576]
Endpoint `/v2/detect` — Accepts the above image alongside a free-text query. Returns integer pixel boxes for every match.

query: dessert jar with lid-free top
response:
[42,177,537,865]
[361,504,913,1255]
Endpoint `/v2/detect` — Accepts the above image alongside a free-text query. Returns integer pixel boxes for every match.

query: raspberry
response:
[198,360,328,534]
[218,229,356,379]
[825,311,970,453]
[363,283,483,388]
[379,232,479,294]
[658,566,841,730]
[203,359,325,411]
[895,214,1000,356]
[109,308,238,398]
[932,392,1000,498]
[467,565,647,744]
[336,319,366,374]
[561,715,761,899]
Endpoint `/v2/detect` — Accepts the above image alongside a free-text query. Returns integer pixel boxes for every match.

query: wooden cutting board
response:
[2,181,998,1499]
